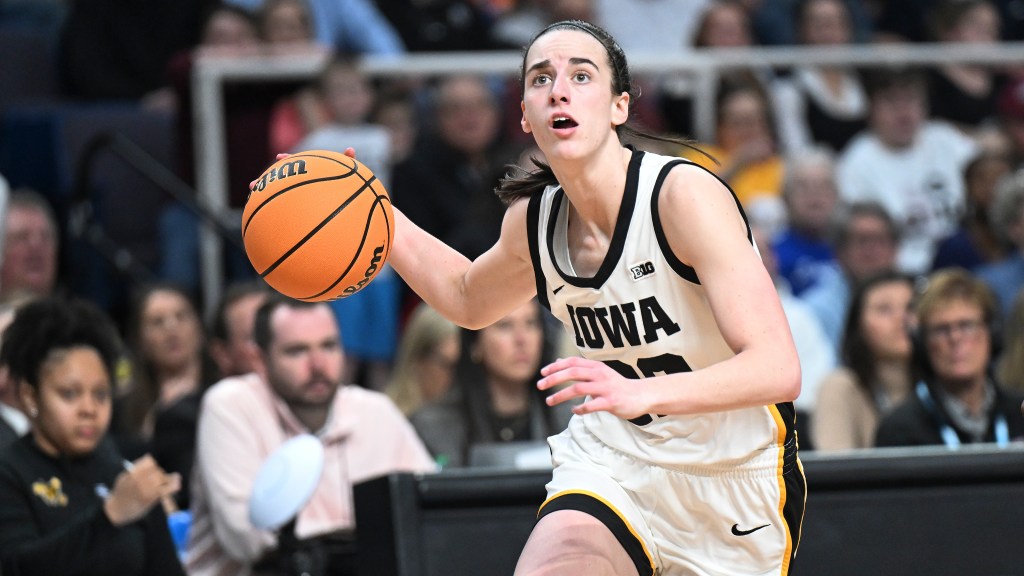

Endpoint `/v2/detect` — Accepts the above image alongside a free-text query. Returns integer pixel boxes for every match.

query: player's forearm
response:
[645,345,801,415]
[389,209,478,327]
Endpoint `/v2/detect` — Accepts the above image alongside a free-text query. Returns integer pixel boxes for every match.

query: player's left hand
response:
[538,357,652,420]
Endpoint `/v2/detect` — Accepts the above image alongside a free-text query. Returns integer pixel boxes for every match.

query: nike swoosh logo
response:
[552,285,565,294]
[731,523,770,536]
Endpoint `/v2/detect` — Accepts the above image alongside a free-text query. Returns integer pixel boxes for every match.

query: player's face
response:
[261,304,344,408]
[861,280,913,362]
[473,301,543,388]
[520,29,629,161]
[23,347,112,458]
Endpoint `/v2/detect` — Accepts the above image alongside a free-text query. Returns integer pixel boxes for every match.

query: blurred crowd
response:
[1,0,1024,573]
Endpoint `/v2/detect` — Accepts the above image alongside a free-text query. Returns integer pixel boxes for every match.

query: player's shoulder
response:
[658,156,735,209]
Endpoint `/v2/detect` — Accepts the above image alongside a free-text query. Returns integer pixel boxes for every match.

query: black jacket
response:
[875,381,1024,448]
[0,435,184,576]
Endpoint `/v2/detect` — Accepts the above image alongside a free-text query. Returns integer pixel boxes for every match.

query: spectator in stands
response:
[0,297,184,576]
[682,79,785,207]
[0,190,59,305]
[185,295,434,576]
[392,75,520,261]
[813,271,914,451]
[932,151,1013,271]
[836,66,979,274]
[410,299,571,468]
[973,168,1024,317]
[926,0,1006,136]
[371,87,419,168]
[772,147,841,296]
[659,0,767,139]
[771,0,868,154]
[876,268,1024,447]
[114,283,219,509]
[291,56,391,182]
[208,280,271,378]
[748,0,874,46]
[800,201,900,351]
[226,0,404,54]
[385,302,461,416]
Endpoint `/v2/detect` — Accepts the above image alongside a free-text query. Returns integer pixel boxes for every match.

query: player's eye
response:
[531,74,551,86]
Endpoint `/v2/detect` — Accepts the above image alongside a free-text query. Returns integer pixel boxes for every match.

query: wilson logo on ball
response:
[252,159,309,192]
[343,245,385,295]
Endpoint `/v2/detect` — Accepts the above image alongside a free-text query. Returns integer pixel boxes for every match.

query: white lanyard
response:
[915,381,1009,448]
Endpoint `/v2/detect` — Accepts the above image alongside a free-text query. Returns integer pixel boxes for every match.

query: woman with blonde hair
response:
[386,303,461,416]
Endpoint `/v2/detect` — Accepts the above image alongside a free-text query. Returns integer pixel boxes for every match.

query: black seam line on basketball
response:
[258,175,377,279]
[299,193,389,300]
[244,153,376,236]
[243,172,357,236]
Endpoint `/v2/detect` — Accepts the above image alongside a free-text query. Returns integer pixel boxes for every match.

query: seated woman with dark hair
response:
[410,299,573,468]
[0,298,184,576]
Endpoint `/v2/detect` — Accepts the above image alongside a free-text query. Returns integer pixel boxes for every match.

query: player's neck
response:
[552,144,630,234]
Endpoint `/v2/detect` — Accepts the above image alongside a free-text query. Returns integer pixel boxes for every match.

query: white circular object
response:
[249,434,325,530]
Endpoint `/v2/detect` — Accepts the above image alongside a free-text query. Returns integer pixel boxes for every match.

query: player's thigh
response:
[514,509,640,576]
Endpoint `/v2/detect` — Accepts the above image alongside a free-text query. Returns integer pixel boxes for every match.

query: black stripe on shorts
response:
[538,492,654,576]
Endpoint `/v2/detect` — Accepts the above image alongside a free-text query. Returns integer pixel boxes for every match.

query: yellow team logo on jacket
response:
[32,477,68,507]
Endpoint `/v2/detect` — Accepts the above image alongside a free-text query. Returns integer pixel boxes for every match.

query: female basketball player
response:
[305,19,804,576]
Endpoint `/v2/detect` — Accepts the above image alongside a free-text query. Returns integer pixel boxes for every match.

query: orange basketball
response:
[242,150,394,301]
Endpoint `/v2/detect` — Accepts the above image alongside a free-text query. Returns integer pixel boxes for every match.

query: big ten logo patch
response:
[630,261,655,281]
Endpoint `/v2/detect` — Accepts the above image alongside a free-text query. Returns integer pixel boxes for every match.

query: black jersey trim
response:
[546,147,645,290]
[771,401,806,569]
[538,491,656,576]
[651,160,754,285]
[526,192,549,312]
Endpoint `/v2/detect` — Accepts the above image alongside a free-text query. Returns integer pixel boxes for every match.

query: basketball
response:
[242,150,394,301]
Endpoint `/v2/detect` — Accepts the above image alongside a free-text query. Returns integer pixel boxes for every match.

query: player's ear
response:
[521,101,532,134]
[611,92,629,127]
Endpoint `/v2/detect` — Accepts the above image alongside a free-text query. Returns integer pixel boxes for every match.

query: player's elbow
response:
[776,358,801,403]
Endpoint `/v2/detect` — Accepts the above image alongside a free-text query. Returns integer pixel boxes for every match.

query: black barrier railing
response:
[68,131,244,284]
[354,445,1024,576]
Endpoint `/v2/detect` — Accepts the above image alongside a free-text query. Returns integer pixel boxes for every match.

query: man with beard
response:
[186,295,434,576]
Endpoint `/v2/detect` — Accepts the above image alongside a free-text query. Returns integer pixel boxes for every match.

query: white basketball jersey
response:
[527,148,794,467]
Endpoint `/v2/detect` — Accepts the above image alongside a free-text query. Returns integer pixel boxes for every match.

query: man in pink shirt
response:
[185,295,436,576]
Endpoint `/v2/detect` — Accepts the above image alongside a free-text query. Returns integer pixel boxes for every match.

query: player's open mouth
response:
[551,116,578,130]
